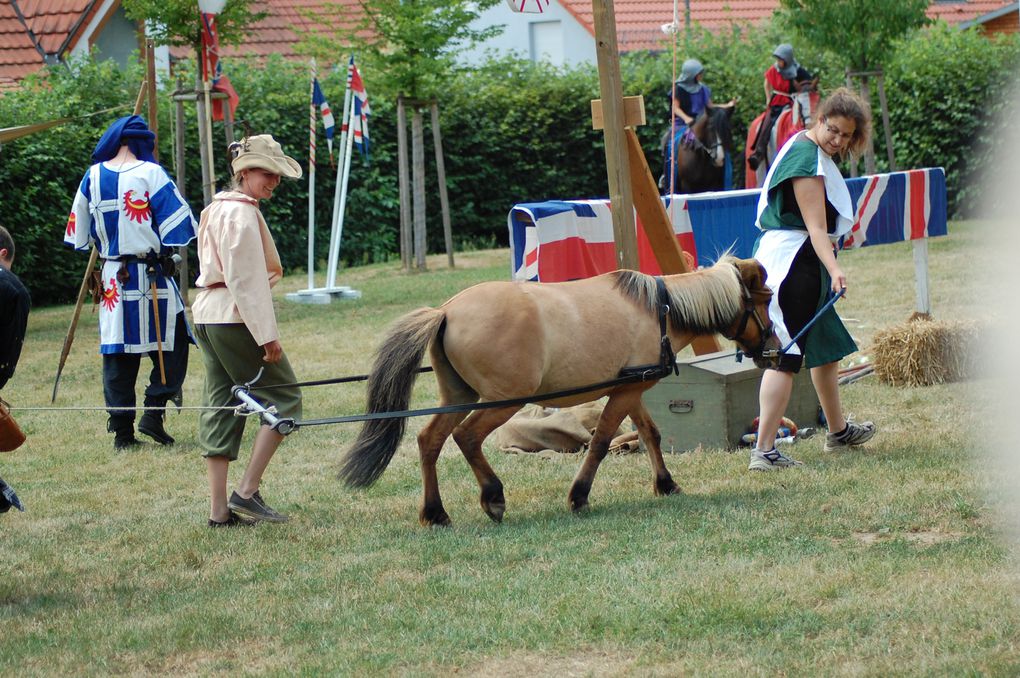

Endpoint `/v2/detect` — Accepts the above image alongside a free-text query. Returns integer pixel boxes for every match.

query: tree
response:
[299,0,503,102]
[121,0,266,53]
[777,0,929,72]
[299,0,504,270]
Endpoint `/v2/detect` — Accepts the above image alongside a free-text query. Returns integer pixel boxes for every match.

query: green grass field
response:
[1,222,1018,675]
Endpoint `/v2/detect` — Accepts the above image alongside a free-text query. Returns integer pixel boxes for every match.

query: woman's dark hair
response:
[817,87,872,159]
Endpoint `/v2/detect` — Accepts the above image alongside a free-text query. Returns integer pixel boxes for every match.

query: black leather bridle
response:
[725,279,775,365]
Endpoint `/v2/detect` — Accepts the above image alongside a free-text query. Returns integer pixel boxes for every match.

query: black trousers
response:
[103,312,190,421]
[752,105,788,159]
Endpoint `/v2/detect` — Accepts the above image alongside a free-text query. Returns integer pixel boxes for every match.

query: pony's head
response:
[722,258,780,368]
[792,90,820,129]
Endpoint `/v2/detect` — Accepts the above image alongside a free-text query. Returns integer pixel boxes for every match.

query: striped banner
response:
[509,167,947,282]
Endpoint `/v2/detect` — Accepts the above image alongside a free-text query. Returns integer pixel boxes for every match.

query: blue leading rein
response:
[761,287,846,361]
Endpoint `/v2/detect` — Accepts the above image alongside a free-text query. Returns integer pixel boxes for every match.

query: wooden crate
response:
[641,350,819,452]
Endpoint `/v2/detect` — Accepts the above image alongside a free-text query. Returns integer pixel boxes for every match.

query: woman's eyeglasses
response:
[823,120,854,141]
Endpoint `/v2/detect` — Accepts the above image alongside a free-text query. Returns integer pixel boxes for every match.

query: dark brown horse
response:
[339,256,777,527]
[661,106,733,195]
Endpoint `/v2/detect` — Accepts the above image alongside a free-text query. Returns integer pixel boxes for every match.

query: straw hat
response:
[230,134,302,179]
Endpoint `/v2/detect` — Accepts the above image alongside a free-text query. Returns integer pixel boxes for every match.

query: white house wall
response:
[458,1,596,67]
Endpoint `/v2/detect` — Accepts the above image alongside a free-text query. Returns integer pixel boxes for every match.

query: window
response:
[530,21,563,65]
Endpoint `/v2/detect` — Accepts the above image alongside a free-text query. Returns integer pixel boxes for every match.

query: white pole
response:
[326,74,354,289]
[913,239,931,315]
[328,102,358,289]
[307,59,316,290]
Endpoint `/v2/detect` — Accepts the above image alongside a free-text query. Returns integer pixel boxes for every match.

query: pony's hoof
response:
[568,482,591,513]
[655,477,682,496]
[569,498,590,514]
[482,501,505,523]
[420,505,452,528]
[480,481,505,523]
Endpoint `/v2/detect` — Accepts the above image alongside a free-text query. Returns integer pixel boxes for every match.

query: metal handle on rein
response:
[231,368,298,435]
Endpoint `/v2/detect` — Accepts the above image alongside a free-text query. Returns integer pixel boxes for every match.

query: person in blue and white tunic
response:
[64,115,197,450]
[748,88,877,472]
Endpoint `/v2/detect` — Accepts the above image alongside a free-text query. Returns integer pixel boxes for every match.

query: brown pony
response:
[339,256,778,527]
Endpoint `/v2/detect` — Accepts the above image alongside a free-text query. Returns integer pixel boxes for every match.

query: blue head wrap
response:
[91,115,156,164]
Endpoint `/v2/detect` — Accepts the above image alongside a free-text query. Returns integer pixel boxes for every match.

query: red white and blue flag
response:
[843,168,938,249]
[312,78,335,163]
[510,168,947,282]
[343,57,371,163]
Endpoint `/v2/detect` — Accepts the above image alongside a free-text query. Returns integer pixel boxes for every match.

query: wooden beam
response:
[430,103,455,268]
[591,0,637,270]
[591,96,646,130]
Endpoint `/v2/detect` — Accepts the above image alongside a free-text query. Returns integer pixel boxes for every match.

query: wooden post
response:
[591,0,638,270]
[195,74,213,206]
[411,107,427,270]
[845,69,858,178]
[875,72,896,171]
[859,74,877,175]
[173,77,189,305]
[431,102,454,268]
[397,95,411,271]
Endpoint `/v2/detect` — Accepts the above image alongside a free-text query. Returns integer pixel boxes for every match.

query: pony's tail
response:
[338,307,446,488]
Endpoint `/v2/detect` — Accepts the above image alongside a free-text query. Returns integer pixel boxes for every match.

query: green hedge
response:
[1,23,1015,306]
[885,23,1020,217]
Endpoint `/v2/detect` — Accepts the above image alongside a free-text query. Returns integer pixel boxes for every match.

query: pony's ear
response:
[734,258,760,287]
[737,258,771,300]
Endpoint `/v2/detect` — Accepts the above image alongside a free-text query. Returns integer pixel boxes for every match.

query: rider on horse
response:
[747,44,816,171]
[663,59,736,193]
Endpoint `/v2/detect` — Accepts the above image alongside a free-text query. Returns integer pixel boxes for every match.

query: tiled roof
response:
[561,0,783,51]
[927,1,1015,24]
[565,0,1016,52]
[0,0,96,89]
[169,0,365,63]
[1,1,1014,90]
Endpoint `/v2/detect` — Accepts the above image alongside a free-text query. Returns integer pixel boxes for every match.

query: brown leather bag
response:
[0,397,26,452]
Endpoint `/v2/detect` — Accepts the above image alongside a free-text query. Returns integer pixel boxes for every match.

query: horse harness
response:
[727,274,776,365]
[241,278,684,433]
[618,276,679,381]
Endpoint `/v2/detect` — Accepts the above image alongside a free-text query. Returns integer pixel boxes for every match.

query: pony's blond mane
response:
[611,256,744,335]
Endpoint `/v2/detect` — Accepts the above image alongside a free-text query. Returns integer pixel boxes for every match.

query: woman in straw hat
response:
[748,88,877,472]
[192,134,303,526]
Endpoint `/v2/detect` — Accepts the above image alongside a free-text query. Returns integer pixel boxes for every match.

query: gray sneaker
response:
[228,490,289,523]
[824,419,877,451]
[748,448,803,471]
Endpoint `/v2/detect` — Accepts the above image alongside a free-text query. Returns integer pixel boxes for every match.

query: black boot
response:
[108,415,140,450]
[138,410,175,446]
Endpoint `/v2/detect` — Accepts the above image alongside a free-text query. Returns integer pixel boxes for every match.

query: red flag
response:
[201,12,237,122]
[200,13,219,82]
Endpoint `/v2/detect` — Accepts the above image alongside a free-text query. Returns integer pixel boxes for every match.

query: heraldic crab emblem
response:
[122,190,152,223]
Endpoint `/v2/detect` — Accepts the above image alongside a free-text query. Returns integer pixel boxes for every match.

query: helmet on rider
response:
[772,44,800,80]
[677,59,705,93]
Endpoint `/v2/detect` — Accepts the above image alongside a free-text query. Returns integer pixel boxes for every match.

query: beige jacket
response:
[192,191,283,346]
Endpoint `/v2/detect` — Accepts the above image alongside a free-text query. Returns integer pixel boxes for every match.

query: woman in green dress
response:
[748,88,877,472]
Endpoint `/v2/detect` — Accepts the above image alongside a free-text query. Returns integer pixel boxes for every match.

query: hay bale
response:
[870,317,982,387]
